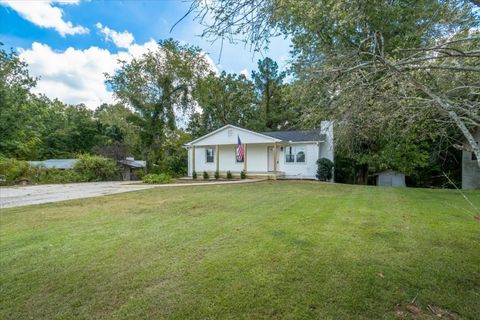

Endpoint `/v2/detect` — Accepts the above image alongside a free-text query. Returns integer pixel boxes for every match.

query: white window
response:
[285,146,306,163]
[296,147,306,162]
[206,148,214,163]
[285,146,295,163]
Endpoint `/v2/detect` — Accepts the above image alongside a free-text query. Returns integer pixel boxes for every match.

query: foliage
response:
[240,170,246,179]
[158,129,191,176]
[73,154,120,182]
[0,47,39,160]
[191,0,480,181]
[0,157,31,185]
[189,71,258,138]
[192,171,197,179]
[0,48,132,161]
[0,155,120,185]
[251,57,288,130]
[214,170,220,180]
[226,170,233,179]
[142,173,173,184]
[94,103,141,157]
[203,171,209,179]
[316,158,334,181]
[107,39,211,171]
[31,168,82,184]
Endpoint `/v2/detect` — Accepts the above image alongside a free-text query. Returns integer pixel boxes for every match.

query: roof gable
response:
[186,125,281,146]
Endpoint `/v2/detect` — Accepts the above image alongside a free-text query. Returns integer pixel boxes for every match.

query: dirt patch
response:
[395,303,459,319]
[474,215,480,223]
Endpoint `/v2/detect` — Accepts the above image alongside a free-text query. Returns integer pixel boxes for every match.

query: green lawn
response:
[1,181,479,319]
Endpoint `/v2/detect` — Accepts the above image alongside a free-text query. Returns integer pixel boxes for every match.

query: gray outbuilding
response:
[118,157,146,181]
[375,170,406,187]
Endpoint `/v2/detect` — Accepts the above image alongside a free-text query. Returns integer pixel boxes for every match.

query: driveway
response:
[0,181,157,209]
[0,179,264,209]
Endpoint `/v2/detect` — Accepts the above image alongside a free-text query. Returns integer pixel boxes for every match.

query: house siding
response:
[186,123,335,179]
[277,143,320,179]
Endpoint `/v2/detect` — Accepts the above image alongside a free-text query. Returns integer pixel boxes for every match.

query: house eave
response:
[185,124,282,146]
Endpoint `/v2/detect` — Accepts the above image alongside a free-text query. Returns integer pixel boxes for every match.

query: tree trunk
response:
[380,57,480,169]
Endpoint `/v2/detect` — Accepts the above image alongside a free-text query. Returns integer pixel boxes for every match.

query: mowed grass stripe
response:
[0,181,479,319]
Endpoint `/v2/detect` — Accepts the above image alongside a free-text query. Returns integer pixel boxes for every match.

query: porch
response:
[188,142,284,178]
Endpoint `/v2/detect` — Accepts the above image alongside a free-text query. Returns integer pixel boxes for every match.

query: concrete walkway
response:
[0,179,264,209]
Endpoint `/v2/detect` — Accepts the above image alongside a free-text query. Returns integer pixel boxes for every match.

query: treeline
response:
[0,42,298,177]
[3,3,478,188]
[189,0,480,187]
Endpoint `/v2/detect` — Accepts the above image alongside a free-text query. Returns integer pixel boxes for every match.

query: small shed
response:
[118,157,146,181]
[375,170,406,187]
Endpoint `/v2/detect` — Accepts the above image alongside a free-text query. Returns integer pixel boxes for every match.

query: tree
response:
[107,39,211,170]
[190,71,258,137]
[0,46,42,159]
[94,103,142,158]
[251,57,286,130]
[189,0,480,180]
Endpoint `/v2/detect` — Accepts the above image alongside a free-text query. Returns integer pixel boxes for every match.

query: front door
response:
[267,146,274,171]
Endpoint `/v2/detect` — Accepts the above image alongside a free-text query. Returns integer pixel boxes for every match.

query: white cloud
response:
[239,68,249,77]
[18,40,218,109]
[0,0,88,36]
[96,23,134,49]
[19,40,157,108]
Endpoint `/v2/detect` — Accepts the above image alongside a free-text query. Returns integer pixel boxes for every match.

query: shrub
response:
[226,171,233,179]
[214,171,220,180]
[73,154,120,182]
[32,168,82,184]
[316,158,334,181]
[192,171,197,179]
[203,171,209,179]
[0,157,32,185]
[240,170,247,179]
[142,173,173,184]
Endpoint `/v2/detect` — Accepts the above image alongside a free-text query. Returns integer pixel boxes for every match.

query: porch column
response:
[244,143,248,172]
[192,146,196,174]
[273,142,278,172]
[215,144,219,172]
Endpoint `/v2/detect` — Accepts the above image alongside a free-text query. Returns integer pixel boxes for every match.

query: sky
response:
[0,0,291,109]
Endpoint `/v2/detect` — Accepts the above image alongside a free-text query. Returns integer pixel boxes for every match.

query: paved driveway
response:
[0,182,157,209]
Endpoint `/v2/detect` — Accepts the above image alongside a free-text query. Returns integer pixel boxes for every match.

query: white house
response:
[184,121,334,179]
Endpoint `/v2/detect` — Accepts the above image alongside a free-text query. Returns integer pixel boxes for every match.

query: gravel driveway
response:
[0,181,157,209]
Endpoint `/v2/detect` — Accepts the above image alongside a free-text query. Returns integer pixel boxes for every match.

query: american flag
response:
[236,136,244,162]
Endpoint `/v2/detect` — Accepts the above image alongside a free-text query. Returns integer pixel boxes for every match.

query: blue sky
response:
[0,0,291,108]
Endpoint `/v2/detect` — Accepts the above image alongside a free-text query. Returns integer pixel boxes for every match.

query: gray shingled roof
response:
[261,130,325,142]
[118,159,146,168]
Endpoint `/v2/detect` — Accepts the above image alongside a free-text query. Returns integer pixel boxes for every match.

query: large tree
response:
[0,47,40,159]
[189,0,480,180]
[251,57,287,130]
[107,39,211,170]
[190,71,258,137]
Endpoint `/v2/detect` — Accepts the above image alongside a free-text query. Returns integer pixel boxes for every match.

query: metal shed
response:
[118,157,146,181]
[375,170,406,187]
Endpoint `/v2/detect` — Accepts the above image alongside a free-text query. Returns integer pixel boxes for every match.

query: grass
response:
[0,181,479,319]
